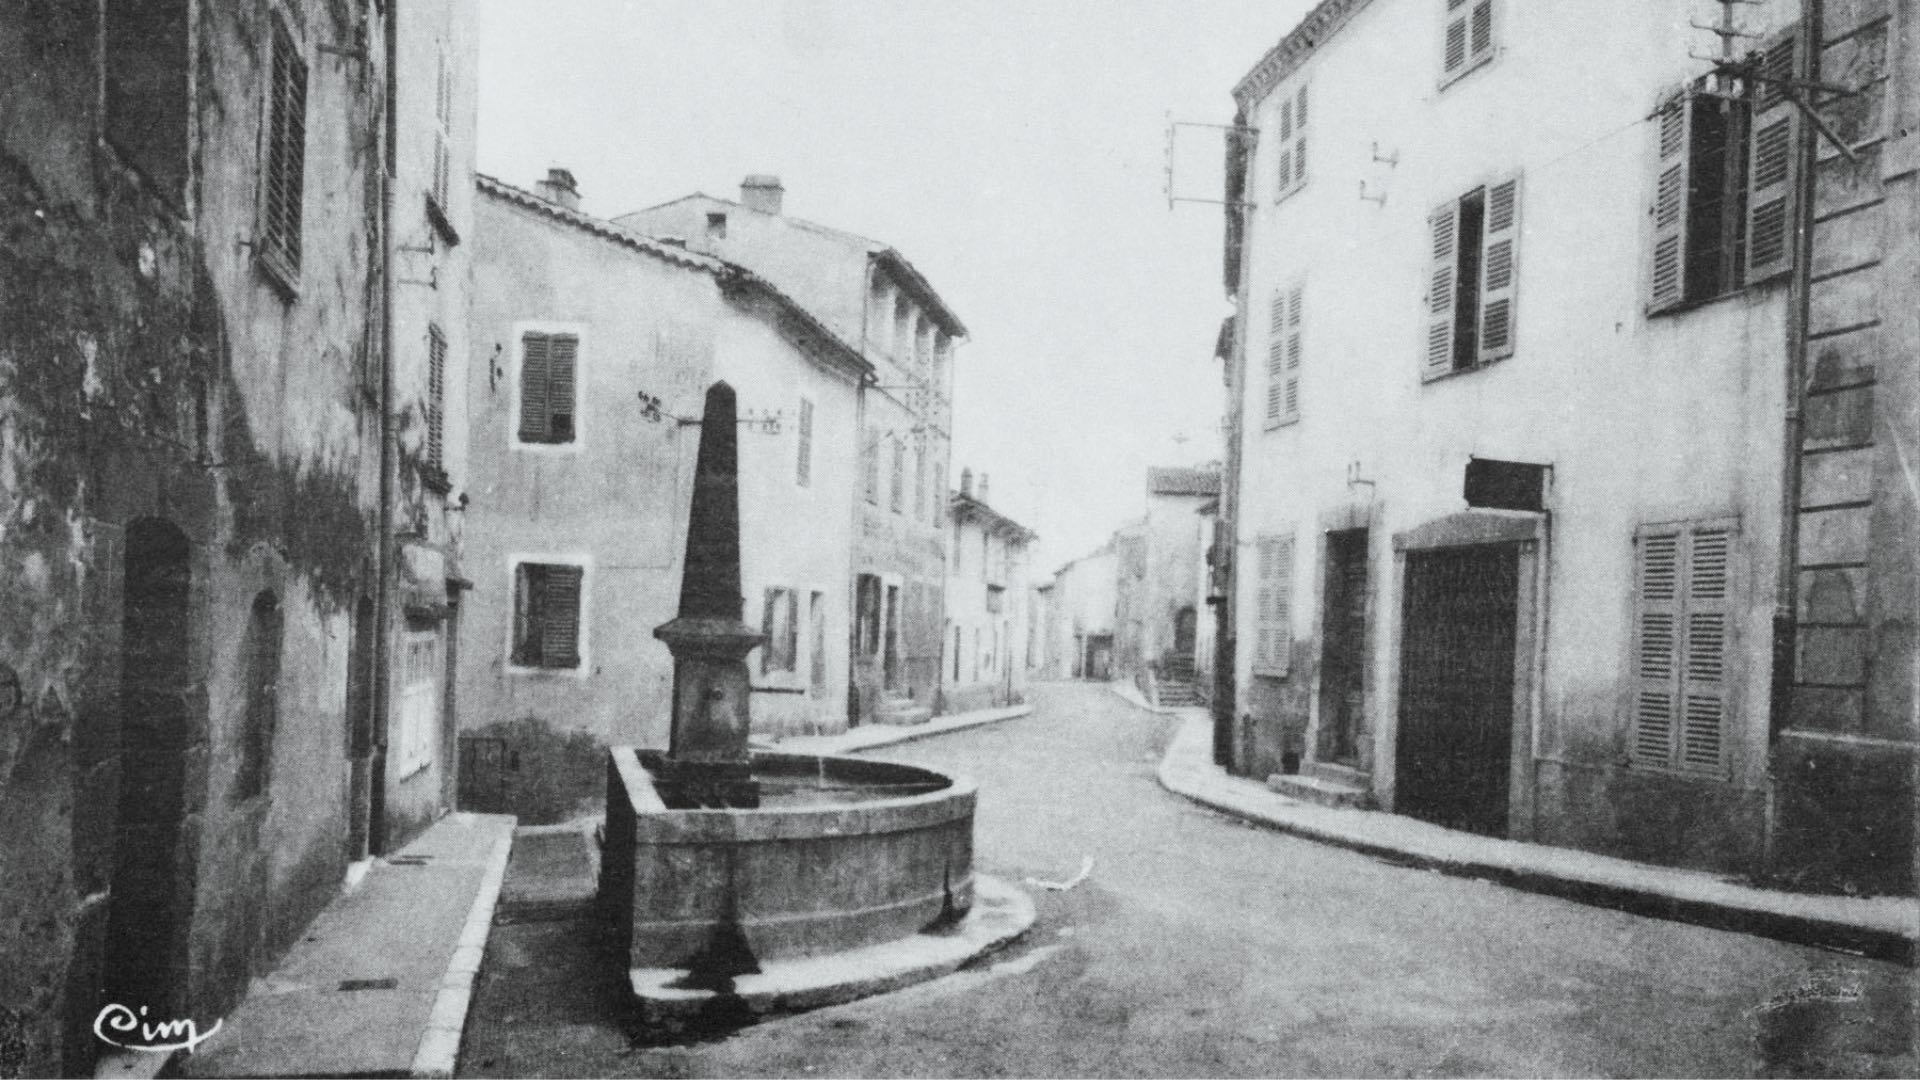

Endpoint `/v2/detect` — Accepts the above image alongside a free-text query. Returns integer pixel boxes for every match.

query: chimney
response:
[535,167,580,211]
[978,473,990,505]
[740,174,784,215]
[959,467,973,499]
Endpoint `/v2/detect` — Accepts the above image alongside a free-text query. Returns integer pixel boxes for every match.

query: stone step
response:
[873,700,932,726]
[1266,771,1371,809]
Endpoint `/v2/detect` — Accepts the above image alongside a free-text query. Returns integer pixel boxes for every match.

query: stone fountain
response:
[599,382,1030,1023]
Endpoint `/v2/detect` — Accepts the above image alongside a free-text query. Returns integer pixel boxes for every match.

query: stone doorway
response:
[102,518,195,1016]
[1317,529,1370,767]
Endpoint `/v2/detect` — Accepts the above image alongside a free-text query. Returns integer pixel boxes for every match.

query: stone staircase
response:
[1267,761,1372,809]
[1153,657,1203,709]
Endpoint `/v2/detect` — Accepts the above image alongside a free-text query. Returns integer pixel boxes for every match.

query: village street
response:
[459,682,1908,1078]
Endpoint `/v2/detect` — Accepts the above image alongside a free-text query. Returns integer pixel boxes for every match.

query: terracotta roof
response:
[476,174,729,272]
[949,492,1037,544]
[1148,466,1221,497]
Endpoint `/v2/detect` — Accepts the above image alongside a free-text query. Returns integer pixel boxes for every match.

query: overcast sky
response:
[476,0,1314,575]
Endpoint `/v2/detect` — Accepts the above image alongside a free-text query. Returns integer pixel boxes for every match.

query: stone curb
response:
[627,873,1035,1026]
[761,704,1034,756]
[409,829,515,1078]
[1146,710,1917,965]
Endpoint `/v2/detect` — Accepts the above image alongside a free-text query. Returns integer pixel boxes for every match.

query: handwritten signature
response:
[93,1004,221,1055]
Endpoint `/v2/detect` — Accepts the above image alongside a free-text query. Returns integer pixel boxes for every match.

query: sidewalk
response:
[1144,698,1919,964]
[182,812,515,1079]
[755,702,1032,756]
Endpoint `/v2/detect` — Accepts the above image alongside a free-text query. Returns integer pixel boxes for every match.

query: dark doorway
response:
[1396,543,1519,837]
[1318,529,1369,766]
[103,518,194,1016]
[346,596,374,860]
[883,584,901,692]
[1172,606,1198,662]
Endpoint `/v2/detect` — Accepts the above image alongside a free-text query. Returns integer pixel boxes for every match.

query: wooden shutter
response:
[427,325,446,470]
[1478,174,1520,364]
[547,334,577,441]
[1294,85,1308,188]
[1283,283,1304,421]
[797,398,813,486]
[541,565,582,668]
[1745,32,1799,285]
[1442,0,1472,78]
[264,23,307,273]
[1630,527,1682,768]
[1648,91,1692,313]
[1276,98,1293,195]
[1265,290,1287,424]
[432,47,451,208]
[511,563,533,665]
[1680,522,1733,773]
[518,333,550,442]
[1423,201,1459,380]
[1469,0,1493,63]
[1252,534,1293,676]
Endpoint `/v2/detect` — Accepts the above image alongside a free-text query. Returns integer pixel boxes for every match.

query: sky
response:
[476,0,1315,576]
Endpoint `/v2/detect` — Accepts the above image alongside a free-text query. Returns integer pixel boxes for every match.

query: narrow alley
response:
[459,682,1909,1078]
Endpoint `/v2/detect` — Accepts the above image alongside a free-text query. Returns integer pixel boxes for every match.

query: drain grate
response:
[337,978,398,992]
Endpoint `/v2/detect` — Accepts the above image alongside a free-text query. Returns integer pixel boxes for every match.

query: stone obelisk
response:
[653,382,763,809]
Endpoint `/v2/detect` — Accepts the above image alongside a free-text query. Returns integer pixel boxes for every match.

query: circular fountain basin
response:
[600,746,977,969]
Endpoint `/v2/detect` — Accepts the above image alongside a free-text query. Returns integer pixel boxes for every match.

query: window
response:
[1424,174,1520,380]
[1629,520,1736,776]
[1250,534,1294,677]
[796,398,813,486]
[809,591,827,693]
[857,574,882,655]
[760,587,798,675]
[517,332,578,445]
[1274,82,1308,201]
[706,212,728,240]
[890,439,906,513]
[863,428,880,504]
[234,591,281,801]
[1647,33,1798,313]
[1265,282,1303,427]
[258,20,308,287]
[426,325,447,476]
[1441,0,1495,85]
[431,45,453,216]
[512,562,583,669]
[398,628,439,777]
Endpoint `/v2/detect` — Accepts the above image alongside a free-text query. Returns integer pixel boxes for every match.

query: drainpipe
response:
[369,0,399,855]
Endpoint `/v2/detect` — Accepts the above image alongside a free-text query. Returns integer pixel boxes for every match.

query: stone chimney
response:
[740,174,784,215]
[959,467,973,499]
[978,473,990,505]
[535,167,580,211]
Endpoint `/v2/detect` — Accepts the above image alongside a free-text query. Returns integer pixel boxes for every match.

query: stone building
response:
[1051,545,1121,681]
[457,172,870,822]
[617,178,966,727]
[1135,466,1221,704]
[1215,0,1916,891]
[941,470,1037,713]
[0,1,475,1071]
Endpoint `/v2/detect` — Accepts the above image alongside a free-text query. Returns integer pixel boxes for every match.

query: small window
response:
[517,332,578,445]
[760,587,798,675]
[1629,520,1737,776]
[1265,282,1303,427]
[706,212,728,239]
[512,562,583,669]
[426,325,447,475]
[1423,174,1521,380]
[796,398,814,486]
[258,20,308,288]
[1274,82,1309,202]
[1440,0,1496,86]
[1250,534,1294,677]
[234,591,282,801]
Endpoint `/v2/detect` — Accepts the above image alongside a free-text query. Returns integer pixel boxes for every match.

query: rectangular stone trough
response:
[599,746,977,970]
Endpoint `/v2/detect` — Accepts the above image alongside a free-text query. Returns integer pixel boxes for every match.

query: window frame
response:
[1626,517,1740,779]
[508,557,589,674]
[255,15,309,295]
[512,323,584,451]
[1273,81,1310,205]
[1438,0,1498,90]
[397,626,440,778]
[1422,172,1522,382]
[760,586,799,675]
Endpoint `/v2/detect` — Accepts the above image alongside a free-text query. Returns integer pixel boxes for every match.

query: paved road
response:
[460,681,1911,1078]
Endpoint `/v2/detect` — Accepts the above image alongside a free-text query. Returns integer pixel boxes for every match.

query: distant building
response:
[618,178,966,727]
[1053,546,1121,681]
[941,470,1037,713]
[1215,0,1918,891]
[458,171,870,822]
[1138,466,1221,704]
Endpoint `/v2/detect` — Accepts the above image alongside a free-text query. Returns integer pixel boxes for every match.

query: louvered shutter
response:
[1630,527,1683,768]
[1294,85,1308,187]
[1745,33,1799,285]
[1442,0,1471,78]
[432,48,451,208]
[1254,539,1276,671]
[1283,284,1304,421]
[427,326,446,470]
[1469,0,1493,61]
[547,335,577,441]
[1648,92,1693,313]
[542,565,583,668]
[1680,523,1733,773]
[512,563,533,665]
[1265,290,1287,424]
[1270,535,1294,675]
[1424,202,1458,380]
[1478,174,1520,364]
[796,398,813,486]
[518,334,551,442]
[1276,98,1293,195]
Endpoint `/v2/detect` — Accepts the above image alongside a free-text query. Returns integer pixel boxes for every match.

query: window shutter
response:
[1469,0,1493,61]
[1293,85,1308,188]
[1745,33,1799,285]
[542,565,582,668]
[512,563,532,665]
[427,325,446,470]
[518,334,550,442]
[1442,0,1471,77]
[1478,174,1520,364]
[1423,202,1458,381]
[1630,527,1683,768]
[797,398,813,486]
[1647,92,1692,312]
[432,48,451,208]
[547,334,577,441]
[1265,290,1287,424]
[1284,283,1304,421]
[264,24,308,274]
[1271,535,1294,675]
[1253,539,1275,672]
[1680,523,1733,773]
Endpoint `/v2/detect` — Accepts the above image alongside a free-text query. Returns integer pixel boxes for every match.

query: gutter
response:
[371,2,399,854]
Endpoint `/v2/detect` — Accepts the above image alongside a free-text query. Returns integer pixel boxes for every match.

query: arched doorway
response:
[102,518,194,1016]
